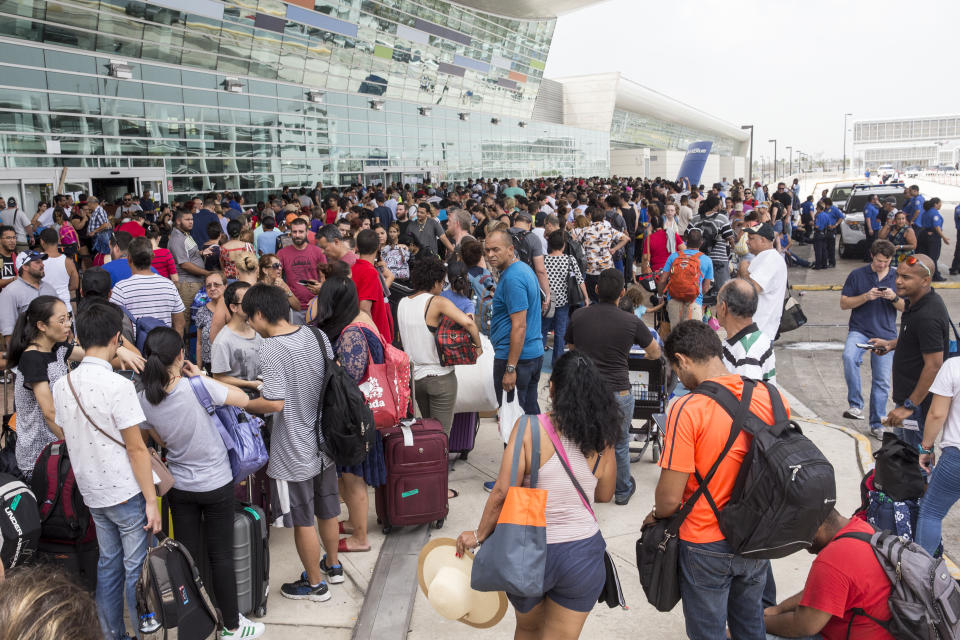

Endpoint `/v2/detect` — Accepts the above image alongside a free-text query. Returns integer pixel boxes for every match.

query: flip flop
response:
[338,538,371,553]
[448,489,459,499]
[338,521,347,535]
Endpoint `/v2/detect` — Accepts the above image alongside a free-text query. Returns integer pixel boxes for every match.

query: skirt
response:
[337,429,386,487]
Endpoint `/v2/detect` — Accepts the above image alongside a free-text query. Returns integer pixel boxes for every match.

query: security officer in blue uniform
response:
[813,204,834,269]
[919,198,949,281]
[862,194,881,262]
[951,203,960,275]
[822,197,844,267]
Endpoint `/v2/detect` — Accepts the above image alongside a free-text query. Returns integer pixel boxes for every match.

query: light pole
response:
[785,146,793,176]
[768,139,777,183]
[741,125,754,186]
[842,112,852,175]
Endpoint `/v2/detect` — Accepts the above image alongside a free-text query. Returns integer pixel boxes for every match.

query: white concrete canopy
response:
[450,0,608,19]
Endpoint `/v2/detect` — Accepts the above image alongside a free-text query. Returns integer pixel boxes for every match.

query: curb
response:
[792,282,960,291]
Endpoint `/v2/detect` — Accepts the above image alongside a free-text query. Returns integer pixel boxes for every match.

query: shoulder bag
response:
[566,255,585,307]
[66,371,174,496]
[540,415,625,609]
[424,295,478,366]
[634,380,755,612]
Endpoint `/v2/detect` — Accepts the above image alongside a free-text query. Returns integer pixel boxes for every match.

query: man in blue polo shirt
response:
[813,203,833,269]
[950,203,960,275]
[823,198,844,268]
[862,194,881,262]
[839,239,905,438]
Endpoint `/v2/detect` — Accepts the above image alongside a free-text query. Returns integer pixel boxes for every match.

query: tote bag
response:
[471,416,547,597]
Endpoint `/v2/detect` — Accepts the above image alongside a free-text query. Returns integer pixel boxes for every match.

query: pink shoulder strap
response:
[539,414,597,521]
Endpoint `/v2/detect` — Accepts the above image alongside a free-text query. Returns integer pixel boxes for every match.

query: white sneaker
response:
[842,407,863,420]
[221,614,265,639]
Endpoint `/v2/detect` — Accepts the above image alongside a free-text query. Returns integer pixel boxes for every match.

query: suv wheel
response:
[838,235,849,259]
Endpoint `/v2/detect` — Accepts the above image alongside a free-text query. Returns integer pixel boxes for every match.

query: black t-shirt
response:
[892,290,951,404]
[620,206,637,236]
[18,342,74,390]
[1,253,14,280]
[565,302,654,392]
[772,191,792,211]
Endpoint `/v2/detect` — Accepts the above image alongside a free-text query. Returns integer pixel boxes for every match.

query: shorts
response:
[507,531,605,614]
[286,466,341,527]
[666,298,703,325]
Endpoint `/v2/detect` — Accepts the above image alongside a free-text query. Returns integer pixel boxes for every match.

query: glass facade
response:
[609,108,740,157]
[863,146,937,165]
[0,0,608,202]
[854,117,960,144]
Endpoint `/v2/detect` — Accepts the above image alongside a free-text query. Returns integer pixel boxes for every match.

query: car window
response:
[831,187,853,202]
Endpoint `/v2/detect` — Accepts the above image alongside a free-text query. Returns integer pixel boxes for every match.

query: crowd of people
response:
[0,174,958,640]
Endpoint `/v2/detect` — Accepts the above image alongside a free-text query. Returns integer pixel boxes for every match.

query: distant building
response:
[853,116,960,170]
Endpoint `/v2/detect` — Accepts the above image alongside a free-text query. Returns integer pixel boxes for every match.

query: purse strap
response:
[67,370,126,449]
[538,414,597,522]
[508,415,540,489]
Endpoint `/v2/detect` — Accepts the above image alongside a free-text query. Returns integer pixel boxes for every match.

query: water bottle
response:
[139,612,161,634]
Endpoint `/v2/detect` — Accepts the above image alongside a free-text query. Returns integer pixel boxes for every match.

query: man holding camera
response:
[839,239,904,438]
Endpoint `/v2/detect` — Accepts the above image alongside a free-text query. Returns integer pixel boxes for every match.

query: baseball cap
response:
[744,222,776,241]
[514,211,533,224]
[6,197,15,206]
[80,267,112,297]
[15,250,47,272]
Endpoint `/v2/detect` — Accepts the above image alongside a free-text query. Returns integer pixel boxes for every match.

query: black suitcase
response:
[38,539,99,592]
[234,504,269,618]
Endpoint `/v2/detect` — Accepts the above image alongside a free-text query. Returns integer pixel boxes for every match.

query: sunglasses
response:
[904,255,932,278]
[266,263,281,269]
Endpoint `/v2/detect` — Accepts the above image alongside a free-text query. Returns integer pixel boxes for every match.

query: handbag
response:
[635,381,754,612]
[344,322,403,428]
[425,295,478,366]
[471,416,547,596]
[540,415,625,609]
[66,371,175,496]
[778,287,807,334]
[566,255,585,307]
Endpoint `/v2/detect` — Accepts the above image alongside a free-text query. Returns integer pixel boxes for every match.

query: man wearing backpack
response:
[109,238,185,338]
[658,228,713,326]
[648,321,792,640]
[764,509,896,639]
[243,284,345,603]
[690,195,734,293]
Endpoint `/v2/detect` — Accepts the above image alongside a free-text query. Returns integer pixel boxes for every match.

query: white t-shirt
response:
[39,206,70,228]
[748,248,788,340]
[929,358,960,451]
[52,357,144,508]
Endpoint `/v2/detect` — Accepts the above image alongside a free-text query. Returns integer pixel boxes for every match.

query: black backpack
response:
[564,234,587,276]
[0,472,41,569]
[308,327,376,467]
[509,228,535,268]
[31,441,96,544]
[697,214,721,254]
[693,378,837,559]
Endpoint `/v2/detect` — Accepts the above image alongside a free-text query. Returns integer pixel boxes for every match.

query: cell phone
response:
[877,287,887,292]
[856,343,877,350]
[297,279,317,286]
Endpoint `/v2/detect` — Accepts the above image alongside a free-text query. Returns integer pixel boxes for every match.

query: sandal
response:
[338,538,371,553]
[448,489,459,499]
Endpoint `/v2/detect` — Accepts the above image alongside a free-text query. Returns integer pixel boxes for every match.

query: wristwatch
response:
[505,364,517,374]
[918,443,935,455]
[903,398,918,411]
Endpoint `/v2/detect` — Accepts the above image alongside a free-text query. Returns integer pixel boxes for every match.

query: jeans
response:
[679,539,769,640]
[613,390,635,499]
[895,402,926,450]
[414,370,458,434]
[168,481,238,630]
[494,356,542,415]
[89,493,150,640]
[711,259,730,293]
[842,331,893,430]
[916,446,960,555]
[541,304,569,366]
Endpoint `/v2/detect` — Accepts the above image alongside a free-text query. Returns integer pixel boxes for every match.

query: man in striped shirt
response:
[109,237,185,336]
[716,279,776,385]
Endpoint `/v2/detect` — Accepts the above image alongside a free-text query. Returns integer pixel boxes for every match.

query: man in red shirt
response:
[352,229,393,343]
[116,210,146,237]
[764,509,894,640]
[277,218,326,324]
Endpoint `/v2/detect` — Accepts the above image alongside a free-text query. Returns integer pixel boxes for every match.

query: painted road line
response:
[792,282,960,291]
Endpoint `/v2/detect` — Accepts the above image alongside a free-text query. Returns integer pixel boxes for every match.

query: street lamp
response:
[741,124,754,185]
[786,146,793,176]
[842,113,853,175]
[768,139,777,183]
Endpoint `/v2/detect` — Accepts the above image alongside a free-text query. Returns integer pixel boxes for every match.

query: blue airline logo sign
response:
[676,141,713,185]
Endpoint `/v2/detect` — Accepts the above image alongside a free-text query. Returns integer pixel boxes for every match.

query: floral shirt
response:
[195,304,215,365]
[380,244,410,280]
[571,221,624,275]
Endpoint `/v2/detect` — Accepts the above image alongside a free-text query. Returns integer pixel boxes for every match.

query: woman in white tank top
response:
[39,228,77,310]
[456,351,620,639]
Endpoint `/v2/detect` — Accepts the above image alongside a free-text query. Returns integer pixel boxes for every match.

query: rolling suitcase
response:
[233,504,270,618]
[448,412,479,460]
[38,540,99,592]
[375,418,449,534]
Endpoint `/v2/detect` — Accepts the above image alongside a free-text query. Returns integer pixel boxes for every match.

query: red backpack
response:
[666,251,704,303]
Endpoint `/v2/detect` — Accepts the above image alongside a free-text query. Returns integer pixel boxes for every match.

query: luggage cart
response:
[628,348,668,463]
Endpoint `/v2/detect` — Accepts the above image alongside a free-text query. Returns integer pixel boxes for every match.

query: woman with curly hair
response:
[456,351,618,640]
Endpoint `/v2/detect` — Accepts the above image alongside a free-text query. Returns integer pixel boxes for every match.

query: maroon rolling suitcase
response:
[375,418,449,534]
[448,412,479,460]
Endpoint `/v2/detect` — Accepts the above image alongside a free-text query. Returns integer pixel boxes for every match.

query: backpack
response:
[468,270,496,336]
[509,229,534,267]
[665,251,704,303]
[308,327,377,467]
[837,529,960,640]
[122,306,168,353]
[275,233,293,253]
[186,377,268,483]
[564,235,587,276]
[136,535,222,640]
[697,215,721,254]
[693,378,836,559]
[0,472,41,569]
[30,441,96,544]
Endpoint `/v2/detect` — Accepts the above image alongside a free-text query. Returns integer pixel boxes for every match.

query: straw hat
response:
[417,538,507,629]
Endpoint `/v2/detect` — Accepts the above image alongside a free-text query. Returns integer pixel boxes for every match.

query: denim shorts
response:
[507,531,605,613]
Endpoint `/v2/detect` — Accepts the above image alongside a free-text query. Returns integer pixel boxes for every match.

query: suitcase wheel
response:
[433,518,444,530]
[382,525,393,535]
[459,452,469,461]
[255,603,267,618]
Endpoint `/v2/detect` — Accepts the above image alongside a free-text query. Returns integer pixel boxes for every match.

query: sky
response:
[544,0,959,160]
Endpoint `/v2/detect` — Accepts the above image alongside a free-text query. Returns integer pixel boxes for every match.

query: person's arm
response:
[171,311,185,337]
[591,446,616,502]
[65,258,79,310]
[904,227,917,250]
[33,382,65,440]
[119,425,161,533]
[178,261,209,278]
[764,600,832,637]
[919,393,952,472]
[208,297,228,345]
[532,254,550,307]
[438,226,455,253]
[840,287,881,310]
[611,230,629,254]
[886,351,944,427]
[502,310,526,392]
[648,468,689,521]
[701,278,712,296]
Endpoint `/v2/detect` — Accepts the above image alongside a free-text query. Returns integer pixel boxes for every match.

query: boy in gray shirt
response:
[210,281,262,393]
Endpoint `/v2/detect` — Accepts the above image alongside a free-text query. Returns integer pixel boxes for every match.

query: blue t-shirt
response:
[921,208,943,230]
[190,208,220,246]
[903,194,925,222]
[489,261,543,361]
[954,204,960,229]
[441,290,475,315]
[826,205,844,224]
[661,249,714,305]
[841,264,898,340]
[103,258,159,286]
[814,211,832,231]
[256,229,283,255]
[863,203,879,231]
[801,201,814,216]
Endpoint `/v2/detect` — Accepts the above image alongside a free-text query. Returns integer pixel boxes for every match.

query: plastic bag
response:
[499,390,524,444]
[453,334,498,413]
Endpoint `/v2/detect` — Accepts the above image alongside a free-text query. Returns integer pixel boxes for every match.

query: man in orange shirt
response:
[647,320,788,639]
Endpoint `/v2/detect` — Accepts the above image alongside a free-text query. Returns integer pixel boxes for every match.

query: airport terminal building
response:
[0,0,747,209]
[853,115,960,170]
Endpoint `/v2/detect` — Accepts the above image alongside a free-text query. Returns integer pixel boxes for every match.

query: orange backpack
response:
[666,251,704,303]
